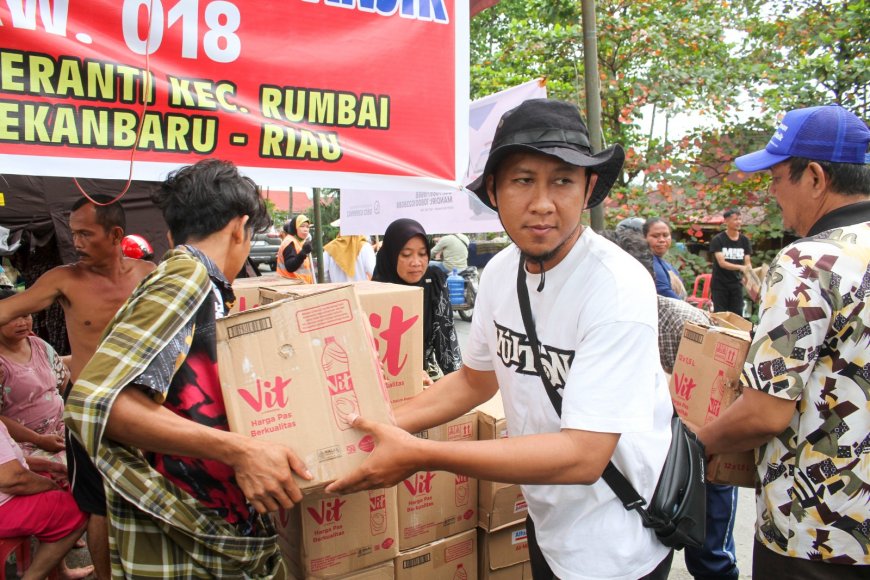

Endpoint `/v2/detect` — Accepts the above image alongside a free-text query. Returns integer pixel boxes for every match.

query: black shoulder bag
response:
[516,258,707,550]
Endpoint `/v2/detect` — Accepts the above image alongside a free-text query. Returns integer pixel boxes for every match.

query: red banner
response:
[0,0,468,190]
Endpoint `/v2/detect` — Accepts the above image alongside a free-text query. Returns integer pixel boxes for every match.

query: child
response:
[0,288,68,472]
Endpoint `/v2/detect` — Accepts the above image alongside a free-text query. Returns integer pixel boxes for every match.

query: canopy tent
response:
[1,174,169,264]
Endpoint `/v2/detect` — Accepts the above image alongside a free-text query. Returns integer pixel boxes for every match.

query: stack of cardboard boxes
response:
[475,395,531,580]
[217,280,534,577]
[260,281,424,408]
[394,412,479,579]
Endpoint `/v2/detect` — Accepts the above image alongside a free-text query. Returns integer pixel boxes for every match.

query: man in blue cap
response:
[697,105,870,578]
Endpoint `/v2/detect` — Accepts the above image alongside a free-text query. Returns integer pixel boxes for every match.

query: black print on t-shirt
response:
[721,247,745,261]
[494,322,575,389]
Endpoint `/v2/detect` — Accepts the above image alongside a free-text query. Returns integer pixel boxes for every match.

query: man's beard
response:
[518,222,583,266]
[520,246,559,265]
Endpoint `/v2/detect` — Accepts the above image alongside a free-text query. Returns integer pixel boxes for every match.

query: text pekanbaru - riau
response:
[0,48,392,160]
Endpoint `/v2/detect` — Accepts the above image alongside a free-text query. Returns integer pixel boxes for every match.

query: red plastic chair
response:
[687,273,713,311]
[0,536,31,580]
[0,536,63,580]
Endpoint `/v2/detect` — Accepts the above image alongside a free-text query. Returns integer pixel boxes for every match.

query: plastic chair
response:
[0,536,31,580]
[0,536,64,580]
[687,273,713,311]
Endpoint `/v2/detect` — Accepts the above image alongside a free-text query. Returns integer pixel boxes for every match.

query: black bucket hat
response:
[467,99,625,210]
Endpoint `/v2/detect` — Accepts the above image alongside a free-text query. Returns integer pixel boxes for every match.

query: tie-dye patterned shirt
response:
[744,202,870,564]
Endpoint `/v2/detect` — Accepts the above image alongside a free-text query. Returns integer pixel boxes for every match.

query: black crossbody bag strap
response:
[515,258,652,520]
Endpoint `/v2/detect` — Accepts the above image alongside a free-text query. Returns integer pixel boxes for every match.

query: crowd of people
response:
[0,99,867,580]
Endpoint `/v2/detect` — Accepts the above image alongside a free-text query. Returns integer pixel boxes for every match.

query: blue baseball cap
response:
[735,105,870,172]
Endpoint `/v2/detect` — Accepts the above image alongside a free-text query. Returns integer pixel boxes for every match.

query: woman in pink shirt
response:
[0,288,67,467]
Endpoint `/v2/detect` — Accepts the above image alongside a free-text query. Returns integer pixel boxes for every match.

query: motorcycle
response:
[451,266,479,322]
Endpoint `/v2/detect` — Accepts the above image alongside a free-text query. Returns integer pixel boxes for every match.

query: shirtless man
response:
[0,194,154,580]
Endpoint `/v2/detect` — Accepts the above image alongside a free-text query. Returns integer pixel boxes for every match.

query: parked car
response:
[249,231,281,271]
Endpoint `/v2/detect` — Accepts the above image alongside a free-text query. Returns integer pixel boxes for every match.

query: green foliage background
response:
[470,0,868,258]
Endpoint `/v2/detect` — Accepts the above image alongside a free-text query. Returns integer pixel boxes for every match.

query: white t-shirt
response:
[464,229,672,580]
[323,242,376,283]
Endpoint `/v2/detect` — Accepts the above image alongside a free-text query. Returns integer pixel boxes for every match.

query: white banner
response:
[465,78,548,186]
[339,188,501,235]
[340,79,547,235]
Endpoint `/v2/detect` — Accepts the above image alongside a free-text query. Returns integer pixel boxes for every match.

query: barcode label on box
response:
[227,317,272,339]
[402,554,431,569]
[683,328,704,344]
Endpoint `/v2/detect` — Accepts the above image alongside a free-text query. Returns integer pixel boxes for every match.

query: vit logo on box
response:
[404,472,436,496]
[307,497,346,526]
[369,306,418,377]
[238,376,291,412]
[672,373,697,400]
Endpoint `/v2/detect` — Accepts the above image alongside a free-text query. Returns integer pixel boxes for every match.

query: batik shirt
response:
[744,202,870,564]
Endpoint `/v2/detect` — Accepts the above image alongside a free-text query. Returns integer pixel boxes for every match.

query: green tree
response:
[317,188,341,244]
[262,198,286,229]
[471,0,760,182]
[741,0,869,116]
[470,0,868,241]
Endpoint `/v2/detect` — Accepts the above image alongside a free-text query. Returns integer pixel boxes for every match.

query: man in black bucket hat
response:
[467,98,624,211]
[327,99,674,579]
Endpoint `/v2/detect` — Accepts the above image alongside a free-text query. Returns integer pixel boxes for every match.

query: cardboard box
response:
[475,394,528,531]
[669,312,756,487]
[216,285,394,492]
[275,487,399,579]
[742,264,770,303]
[394,529,477,580]
[484,561,533,580]
[331,561,394,579]
[398,413,478,551]
[260,281,424,407]
[229,276,304,314]
[478,522,530,580]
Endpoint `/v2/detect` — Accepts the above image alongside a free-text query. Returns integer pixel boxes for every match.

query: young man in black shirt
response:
[709,209,752,314]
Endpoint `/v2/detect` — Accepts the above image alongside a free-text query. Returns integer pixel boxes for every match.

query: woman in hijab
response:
[373,219,461,380]
[323,234,375,283]
[277,214,315,283]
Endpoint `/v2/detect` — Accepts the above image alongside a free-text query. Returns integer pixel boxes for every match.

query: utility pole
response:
[312,187,324,283]
[581,0,605,232]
